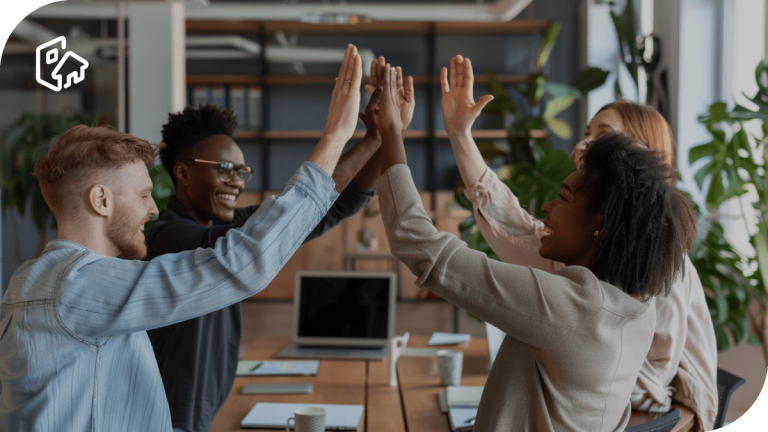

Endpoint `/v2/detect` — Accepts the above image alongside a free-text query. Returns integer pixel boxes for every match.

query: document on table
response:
[241,402,364,429]
[427,332,471,346]
[236,360,319,376]
[446,385,483,407]
[448,406,478,432]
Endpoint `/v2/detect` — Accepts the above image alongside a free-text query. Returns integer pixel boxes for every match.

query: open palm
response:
[441,55,493,136]
[366,57,415,132]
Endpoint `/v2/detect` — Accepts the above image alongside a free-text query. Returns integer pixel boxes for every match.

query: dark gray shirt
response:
[143,182,373,432]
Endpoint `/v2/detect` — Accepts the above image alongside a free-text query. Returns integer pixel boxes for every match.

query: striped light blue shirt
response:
[0,162,337,432]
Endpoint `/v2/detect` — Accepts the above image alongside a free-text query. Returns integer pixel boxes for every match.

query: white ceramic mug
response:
[436,349,463,386]
[286,407,326,432]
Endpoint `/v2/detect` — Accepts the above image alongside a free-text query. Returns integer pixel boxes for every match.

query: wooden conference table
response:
[212,335,694,432]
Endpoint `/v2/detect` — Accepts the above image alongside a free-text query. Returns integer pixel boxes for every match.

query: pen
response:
[465,417,475,424]
[249,362,263,372]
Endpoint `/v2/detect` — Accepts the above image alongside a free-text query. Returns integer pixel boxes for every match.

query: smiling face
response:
[106,161,159,259]
[539,169,602,268]
[571,108,624,168]
[176,135,246,225]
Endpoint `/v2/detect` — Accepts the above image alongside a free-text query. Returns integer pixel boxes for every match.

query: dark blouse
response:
[142,182,374,432]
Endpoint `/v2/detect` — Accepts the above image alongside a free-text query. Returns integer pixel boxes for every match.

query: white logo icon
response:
[36,36,89,92]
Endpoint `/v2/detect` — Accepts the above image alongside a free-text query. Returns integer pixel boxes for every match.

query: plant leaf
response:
[546,117,573,140]
[571,67,610,95]
[535,22,561,73]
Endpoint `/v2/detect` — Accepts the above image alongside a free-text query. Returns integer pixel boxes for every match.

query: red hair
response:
[34,125,158,218]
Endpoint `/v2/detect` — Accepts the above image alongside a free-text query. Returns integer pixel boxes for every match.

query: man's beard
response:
[107,198,147,260]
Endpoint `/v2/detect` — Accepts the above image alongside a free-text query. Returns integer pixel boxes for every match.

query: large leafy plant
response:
[1,113,174,257]
[687,61,768,359]
[453,22,608,259]
[0,112,89,257]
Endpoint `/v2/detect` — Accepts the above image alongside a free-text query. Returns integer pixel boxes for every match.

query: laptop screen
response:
[297,275,391,340]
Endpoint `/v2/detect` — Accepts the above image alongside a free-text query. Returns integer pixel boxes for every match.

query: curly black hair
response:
[160,104,238,187]
[582,133,695,300]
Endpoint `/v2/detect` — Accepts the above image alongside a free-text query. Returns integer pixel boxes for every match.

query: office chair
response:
[624,409,681,432]
[713,367,746,429]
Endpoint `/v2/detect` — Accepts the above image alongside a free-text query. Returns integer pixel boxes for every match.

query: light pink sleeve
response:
[463,167,564,273]
[631,256,718,432]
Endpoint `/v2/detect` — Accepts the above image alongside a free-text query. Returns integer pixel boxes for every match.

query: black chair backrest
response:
[714,367,746,429]
[624,409,681,432]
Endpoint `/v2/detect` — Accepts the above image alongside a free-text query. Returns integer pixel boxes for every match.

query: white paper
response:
[427,332,471,346]
[236,360,319,376]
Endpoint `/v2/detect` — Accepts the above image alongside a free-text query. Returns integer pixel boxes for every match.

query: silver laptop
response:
[276,271,396,360]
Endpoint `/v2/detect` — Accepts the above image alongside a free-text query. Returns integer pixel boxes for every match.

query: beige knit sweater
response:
[376,164,657,431]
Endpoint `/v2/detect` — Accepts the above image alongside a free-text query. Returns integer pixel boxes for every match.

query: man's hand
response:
[372,64,403,141]
[365,57,414,133]
[321,44,363,144]
[360,82,384,139]
[440,55,493,137]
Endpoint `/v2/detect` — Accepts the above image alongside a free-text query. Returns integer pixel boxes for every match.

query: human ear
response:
[89,184,113,217]
[174,162,190,187]
[592,213,603,238]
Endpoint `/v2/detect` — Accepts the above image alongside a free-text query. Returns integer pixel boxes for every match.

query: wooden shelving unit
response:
[187,74,531,86]
[185,19,548,199]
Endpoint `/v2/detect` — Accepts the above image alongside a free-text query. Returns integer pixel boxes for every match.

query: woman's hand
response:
[321,44,362,144]
[365,57,414,133]
[375,65,408,174]
[441,55,494,137]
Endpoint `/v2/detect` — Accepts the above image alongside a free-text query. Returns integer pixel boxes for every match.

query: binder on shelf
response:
[210,85,226,109]
[247,86,262,131]
[191,85,210,109]
[229,86,247,130]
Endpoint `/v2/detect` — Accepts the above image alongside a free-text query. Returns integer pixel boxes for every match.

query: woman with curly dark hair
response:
[370,62,695,431]
[443,55,717,431]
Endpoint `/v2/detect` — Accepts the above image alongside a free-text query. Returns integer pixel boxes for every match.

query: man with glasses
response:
[144,101,388,432]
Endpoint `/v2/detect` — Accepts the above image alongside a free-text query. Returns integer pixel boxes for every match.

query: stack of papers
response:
[236,360,319,376]
[439,386,483,431]
[427,332,472,346]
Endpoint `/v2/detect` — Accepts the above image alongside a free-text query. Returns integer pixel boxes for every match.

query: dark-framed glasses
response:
[192,158,253,184]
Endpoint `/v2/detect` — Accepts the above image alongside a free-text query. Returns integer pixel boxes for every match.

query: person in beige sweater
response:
[444,53,717,431]
[369,63,695,431]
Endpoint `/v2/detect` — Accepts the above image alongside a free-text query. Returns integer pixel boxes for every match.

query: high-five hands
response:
[371,64,403,140]
[322,44,363,144]
[366,56,414,134]
[441,55,494,136]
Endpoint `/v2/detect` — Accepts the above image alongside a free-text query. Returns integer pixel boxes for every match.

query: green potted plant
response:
[686,61,768,362]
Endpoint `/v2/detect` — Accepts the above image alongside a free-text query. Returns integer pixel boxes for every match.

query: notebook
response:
[446,386,483,407]
[241,402,364,430]
[448,406,478,432]
[236,360,319,376]
[427,332,472,346]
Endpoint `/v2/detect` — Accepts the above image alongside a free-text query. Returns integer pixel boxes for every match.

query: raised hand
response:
[372,64,403,140]
[366,57,415,133]
[321,44,363,144]
[359,85,384,139]
[441,55,494,136]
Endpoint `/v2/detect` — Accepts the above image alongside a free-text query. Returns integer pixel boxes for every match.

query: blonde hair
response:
[598,100,677,169]
[34,125,158,218]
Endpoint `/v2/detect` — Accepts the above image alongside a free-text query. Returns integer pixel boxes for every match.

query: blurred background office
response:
[1,0,767,425]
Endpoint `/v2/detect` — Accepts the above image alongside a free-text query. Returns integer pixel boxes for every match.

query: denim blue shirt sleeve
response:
[0,161,337,432]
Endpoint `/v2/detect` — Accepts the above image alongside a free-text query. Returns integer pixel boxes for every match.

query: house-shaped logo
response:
[36,36,89,92]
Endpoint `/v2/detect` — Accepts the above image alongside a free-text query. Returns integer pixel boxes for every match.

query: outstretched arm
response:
[441,55,494,187]
[308,44,363,176]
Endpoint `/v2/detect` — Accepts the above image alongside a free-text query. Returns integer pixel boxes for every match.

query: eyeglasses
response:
[191,158,253,185]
